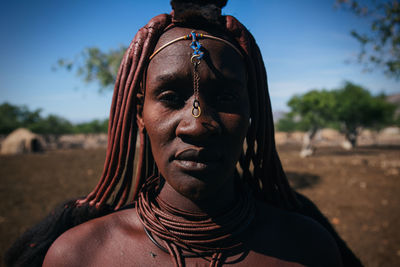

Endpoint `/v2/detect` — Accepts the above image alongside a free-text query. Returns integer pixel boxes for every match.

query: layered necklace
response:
[136,175,256,267]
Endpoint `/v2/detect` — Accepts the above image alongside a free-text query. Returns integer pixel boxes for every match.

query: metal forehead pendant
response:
[189,32,203,118]
[149,31,243,119]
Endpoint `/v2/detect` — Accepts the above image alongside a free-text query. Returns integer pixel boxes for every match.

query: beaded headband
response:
[149,32,243,118]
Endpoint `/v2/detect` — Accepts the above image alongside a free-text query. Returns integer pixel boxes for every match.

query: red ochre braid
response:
[136,176,256,267]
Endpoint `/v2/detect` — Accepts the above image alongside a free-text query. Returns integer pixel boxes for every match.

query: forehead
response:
[146,27,246,85]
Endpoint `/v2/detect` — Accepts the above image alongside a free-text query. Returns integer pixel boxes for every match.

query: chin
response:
[172,175,223,202]
[177,180,211,200]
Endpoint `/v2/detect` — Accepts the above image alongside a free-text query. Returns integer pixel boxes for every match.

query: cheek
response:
[143,100,175,136]
[142,102,178,167]
[220,113,249,149]
[223,113,248,131]
[221,98,250,139]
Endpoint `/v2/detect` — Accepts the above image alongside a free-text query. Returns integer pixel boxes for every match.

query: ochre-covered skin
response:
[43,26,343,267]
[43,203,342,267]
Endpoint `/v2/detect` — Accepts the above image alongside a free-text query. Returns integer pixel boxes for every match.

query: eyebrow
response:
[152,72,246,88]
[155,73,179,83]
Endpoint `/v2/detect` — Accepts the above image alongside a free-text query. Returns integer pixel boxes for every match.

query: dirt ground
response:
[1,145,399,266]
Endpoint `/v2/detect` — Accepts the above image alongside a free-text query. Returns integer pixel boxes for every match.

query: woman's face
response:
[139,27,249,201]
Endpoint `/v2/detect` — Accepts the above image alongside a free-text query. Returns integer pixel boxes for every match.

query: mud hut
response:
[0,128,45,155]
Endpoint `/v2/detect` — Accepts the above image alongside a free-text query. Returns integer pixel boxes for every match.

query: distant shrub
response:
[0,103,108,135]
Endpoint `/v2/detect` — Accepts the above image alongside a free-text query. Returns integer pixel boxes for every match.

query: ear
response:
[136,92,145,131]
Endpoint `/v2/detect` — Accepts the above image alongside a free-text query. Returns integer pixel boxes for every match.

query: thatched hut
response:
[0,128,45,155]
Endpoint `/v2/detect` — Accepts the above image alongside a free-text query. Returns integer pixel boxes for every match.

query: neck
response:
[157,179,237,215]
[136,174,256,262]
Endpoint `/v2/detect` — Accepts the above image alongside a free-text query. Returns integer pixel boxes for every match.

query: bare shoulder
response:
[43,208,142,267]
[249,201,343,267]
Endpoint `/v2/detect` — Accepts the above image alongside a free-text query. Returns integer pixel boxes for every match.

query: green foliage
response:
[275,114,300,132]
[0,103,22,133]
[336,0,400,79]
[286,89,336,131]
[334,81,396,133]
[0,103,41,134]
[56,46,127,92]
[73,119,108,134]
[277,82,396,146]
[275,114,314,132]
[29,115,74,135]
[0,103,108,135]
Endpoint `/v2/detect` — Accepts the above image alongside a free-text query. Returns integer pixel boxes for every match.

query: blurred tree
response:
[0,103,109,135]
[56,46,126,92]
[279,82,396,153]
[0,103,23,134]
[287,89,336,132]
[336,0,400,79]
[73,119,108,134]
[285,90,336,156]
[275,113,301,132]
[0,103,42,134]
[333,81,396,147]
[29,115,74,135]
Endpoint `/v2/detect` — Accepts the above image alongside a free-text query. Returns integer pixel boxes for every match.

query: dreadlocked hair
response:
[77,6,299,211]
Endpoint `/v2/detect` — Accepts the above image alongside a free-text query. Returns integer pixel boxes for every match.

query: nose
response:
[175,97,222,142]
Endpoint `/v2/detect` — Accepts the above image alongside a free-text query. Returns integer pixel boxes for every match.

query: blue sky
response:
[1,0,398,122]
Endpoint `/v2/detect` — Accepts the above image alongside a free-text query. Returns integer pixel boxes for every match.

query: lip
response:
[173,148,222,172]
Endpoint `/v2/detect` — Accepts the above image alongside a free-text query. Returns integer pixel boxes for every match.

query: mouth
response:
[173,148,222,172]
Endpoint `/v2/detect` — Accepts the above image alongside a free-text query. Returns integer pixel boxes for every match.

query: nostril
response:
[176,110,221,140]
[201,121,222,135]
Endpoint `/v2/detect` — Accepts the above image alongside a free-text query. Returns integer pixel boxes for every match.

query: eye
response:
[157,90,185,108]
[216,90,240,104]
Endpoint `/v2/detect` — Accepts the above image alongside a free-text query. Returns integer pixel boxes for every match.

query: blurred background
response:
[0,0,399,266]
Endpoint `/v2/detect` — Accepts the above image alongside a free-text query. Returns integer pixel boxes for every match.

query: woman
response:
[6,1,360,266]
